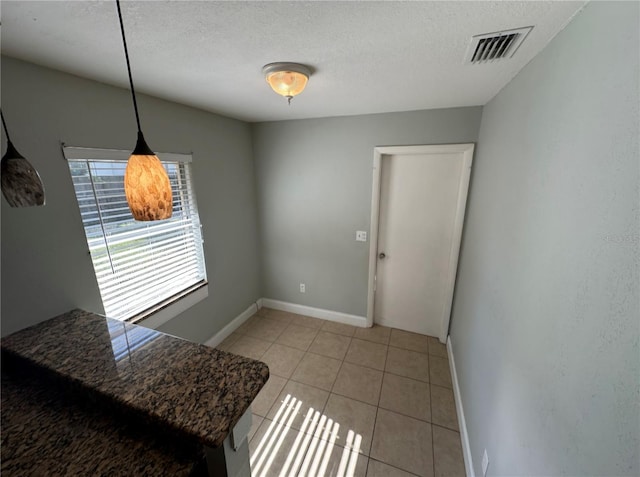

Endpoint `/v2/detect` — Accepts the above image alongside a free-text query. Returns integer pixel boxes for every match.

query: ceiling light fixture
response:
[1,110,45,207]
[116,0,172,221]
[262,63,311,105]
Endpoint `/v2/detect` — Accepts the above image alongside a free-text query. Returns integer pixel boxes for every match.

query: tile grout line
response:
[340,333,373,476]
[431,422,463,433]
[328,346,348,396]
[368,457,422,477]
[367,341,386,476]
[430,377,437,477]
[431,420,436,477]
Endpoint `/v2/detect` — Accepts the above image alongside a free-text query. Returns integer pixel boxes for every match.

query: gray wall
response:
[252,107,482,316]
[450,2,639,476]
[1,57,262,342]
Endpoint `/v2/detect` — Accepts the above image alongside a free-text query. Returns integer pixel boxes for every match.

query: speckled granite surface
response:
[1,371,206,476]
[1,309,270,448]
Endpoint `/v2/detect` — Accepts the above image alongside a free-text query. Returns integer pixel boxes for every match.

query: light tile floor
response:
[217,308,465,477]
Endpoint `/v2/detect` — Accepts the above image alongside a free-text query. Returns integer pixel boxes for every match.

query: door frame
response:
[366,144,475,342]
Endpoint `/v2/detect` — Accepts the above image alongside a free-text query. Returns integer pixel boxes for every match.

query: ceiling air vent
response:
[465,26,533,64]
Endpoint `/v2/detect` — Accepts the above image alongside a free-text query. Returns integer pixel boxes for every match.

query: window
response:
[64,146,207,322]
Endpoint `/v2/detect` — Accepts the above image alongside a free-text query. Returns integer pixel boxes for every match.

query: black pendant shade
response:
[132,131,155,156]
[1,110,45,207]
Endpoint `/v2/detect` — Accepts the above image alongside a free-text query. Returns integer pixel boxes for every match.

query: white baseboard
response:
[204,302,258,348]
[261,298,367,328]
[203,298,367,349]
[447,336,475,477]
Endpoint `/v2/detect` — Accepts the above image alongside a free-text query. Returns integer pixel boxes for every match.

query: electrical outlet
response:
[356,231,367,242]
[299,283,306,293]
[482,449,489,477]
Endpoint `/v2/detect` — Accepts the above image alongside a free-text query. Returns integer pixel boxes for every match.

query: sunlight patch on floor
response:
[250,394,362,477]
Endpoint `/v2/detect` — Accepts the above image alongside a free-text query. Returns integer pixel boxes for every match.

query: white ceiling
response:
[1,1,585,122]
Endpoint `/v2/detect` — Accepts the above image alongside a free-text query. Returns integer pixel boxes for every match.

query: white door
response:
[369,144,473,340]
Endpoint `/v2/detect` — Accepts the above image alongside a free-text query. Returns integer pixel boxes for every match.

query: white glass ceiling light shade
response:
[263,63,311,104]
[1,110,45,207]
[116,0,172,221]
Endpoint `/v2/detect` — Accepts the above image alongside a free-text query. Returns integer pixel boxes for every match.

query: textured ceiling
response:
[1,1,585,122]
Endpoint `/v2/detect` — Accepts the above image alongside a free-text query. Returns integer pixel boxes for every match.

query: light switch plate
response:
[356,231,367,242]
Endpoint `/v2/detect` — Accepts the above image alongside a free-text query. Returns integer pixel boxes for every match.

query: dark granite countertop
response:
[1,371,206,476]
[1,309,269,449]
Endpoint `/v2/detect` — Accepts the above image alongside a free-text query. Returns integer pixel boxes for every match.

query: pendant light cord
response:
[0,110,12,143]
[116,0,143,134]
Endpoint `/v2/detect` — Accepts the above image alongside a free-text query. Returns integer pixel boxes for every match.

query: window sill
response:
[131,282,209,330]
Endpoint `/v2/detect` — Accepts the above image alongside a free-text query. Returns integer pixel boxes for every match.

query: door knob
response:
[378,252,386,259]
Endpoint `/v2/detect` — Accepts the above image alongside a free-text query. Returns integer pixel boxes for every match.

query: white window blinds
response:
[64,146,207,322]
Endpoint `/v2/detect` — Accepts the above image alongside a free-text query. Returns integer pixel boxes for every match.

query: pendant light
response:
[116,0,172,221]
[262,63,311,105]
[1,110,45,207]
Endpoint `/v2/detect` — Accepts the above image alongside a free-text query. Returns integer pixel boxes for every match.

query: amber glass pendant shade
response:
[124,132,172,221]
[1,111,45,207]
